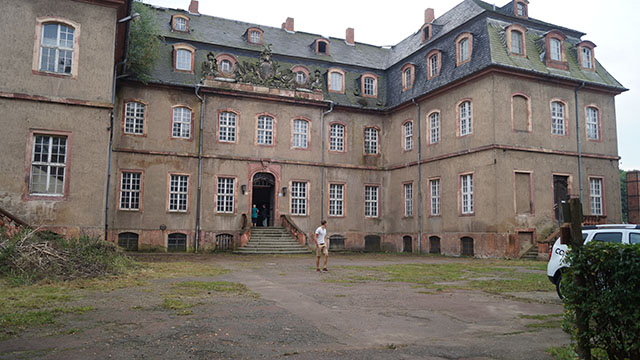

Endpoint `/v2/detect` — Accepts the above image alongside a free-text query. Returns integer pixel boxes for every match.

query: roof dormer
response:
[421,8,435,43]
[513,0,528,19]
[171,14,190,32]
[246,27,263,45]
[314,38,330,55]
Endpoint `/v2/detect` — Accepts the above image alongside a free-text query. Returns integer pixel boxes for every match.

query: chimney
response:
[281,17,294,32]
[188,0,199,15]
[346,28,355,45]
[424,8,435,24]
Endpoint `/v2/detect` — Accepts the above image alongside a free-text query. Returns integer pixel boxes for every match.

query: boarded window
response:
[168,233,187,252]
[364,235,381,252]
[403,236,412,253]
[513,95,529,131]
[117,232,138,251]
[329,235,345,250]
[461,237,474,257]
[515,172,532,214]
[517,231,534,254]
[429,236,441,254]
[216,233,233,251]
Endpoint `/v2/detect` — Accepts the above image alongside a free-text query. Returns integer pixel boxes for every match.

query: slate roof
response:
[141,0,625,109]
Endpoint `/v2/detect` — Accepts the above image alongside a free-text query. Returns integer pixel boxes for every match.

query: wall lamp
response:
[241,184,247,195]
[118,12,140,23]
[282,187,287,196]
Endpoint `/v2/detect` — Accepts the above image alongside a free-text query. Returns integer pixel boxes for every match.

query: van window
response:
[592,232,622,243]
[629,233,640,244]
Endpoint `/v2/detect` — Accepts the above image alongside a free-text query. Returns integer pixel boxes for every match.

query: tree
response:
[125,1,162,83]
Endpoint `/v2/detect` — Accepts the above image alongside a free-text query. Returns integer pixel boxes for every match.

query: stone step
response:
[234,249,311,254]
[237,227,311,254]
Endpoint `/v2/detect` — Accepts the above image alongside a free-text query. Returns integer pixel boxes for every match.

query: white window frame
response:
[124,102,145,135]
[404,183,413,217]
[404,121,413,151]
[257,115,274,145]
[329,183,344,217]
[511,30,523,55]
[172,107,191,139]
[169,174,189,212]
[329,71,343,92]
[589,178,603,216]
[429,54,439,78]
[550,38,562,61]
[29,134,67,196]
[329,123,345,152]
[220,59,233,74]
[516,2,527,16]
[403,68,412,88]
[364,127,379,154]
[429,112,440,144]
[363,76,375,96]
[174,17,187,31]
[551,101,566,135]
[218,111,237,142]
[39,23,75,75]
[586,107,599,140]
[459,38,470,62]
[175,49,192,71]
[290,181,308,216]
[249,30,261,44]
[364,185,379,218]
[216,177,235,213]
[461,174,474,215]
[295,71,306,85]
[581,47,593,69]
[292,119,309,149]
[430,178,441,216]
[459,101,472,136]
[120,172,141,210]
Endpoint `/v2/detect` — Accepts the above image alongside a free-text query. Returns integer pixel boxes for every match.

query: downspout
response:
[320,101,334,220]
[412,98,422,253]
[194,84,205,253]
[574,81,585,205]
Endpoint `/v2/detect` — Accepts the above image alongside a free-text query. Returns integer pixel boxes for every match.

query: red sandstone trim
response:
[363,126,381,157]
[33,17,81,80]
[401,119,414,153]
[255,112,278,147]
[587,175,606,216]
[22,129,74,201]
[511,92,532,132]
[122,98,148,137]
[455,98,473,138]
[118,169,145,212]
[455,33,473,67]
[426,50,442,80]
[544,31,568,70]
[290,117,312,150]
[172,43,196,73]
[166,172,192,214]
[327,181,346,218]
[361,73,378,98]
[328,121,347,154]
[402,180,414,218]
[401,63,415,92]
[215,53,238,77]
[513,0,529,19]
[457,171,475,217]
[315,39,330,55]
[363,183,381,219]
[291,65,310,85]
[327,68,346,94]
[214,175,238,214]
[512,170,535,215]
[577,41,597,72]
[169,104,195,141]
[506,24,527,57]
[426,110,441,146]
[0,91,112,109]
[584,104,603,142]
[428,176,442,217]
[216,108,240,144]
[171,14,190,32]
[288,179,310,217]
[549,98,569,137]
[247,27,263,45]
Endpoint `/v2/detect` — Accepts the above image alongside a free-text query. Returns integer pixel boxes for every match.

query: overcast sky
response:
[141,0,639,171]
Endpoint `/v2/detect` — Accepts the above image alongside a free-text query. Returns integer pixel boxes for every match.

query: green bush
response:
[562,241,640,359]
[126,1,163,83]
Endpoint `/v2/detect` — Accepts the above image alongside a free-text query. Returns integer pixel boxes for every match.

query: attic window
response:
[215,54,237,76]
[421,24,432,43]
[248,28,263,44]
[506,24,527,57]
[316,39,329,55]
[515,1,527,17]
[456,33,473,66]
[401,63,415,91]
[361,74,378,98]
[291,65,310,85]
[578,41,596,71]
[544,30,568,70]
[172,15,189,32]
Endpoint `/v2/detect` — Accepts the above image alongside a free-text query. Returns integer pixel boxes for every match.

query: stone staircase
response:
[520,243,540,260]
[234,227,311,254]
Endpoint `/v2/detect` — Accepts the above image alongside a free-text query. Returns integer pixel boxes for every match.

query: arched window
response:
[511,94,530,132]
[458,100,473,136]
[364,127,379,154]
[401,64,414,91]
[124,101,146,135]
[586,106,600,140]
[118,232,139,251]
[171,107,192,139]
[426,50,441,79]
[551,100,567,136]
[510,30,524,55]
[292,119,309,149]
[247,28,263,44]
[428,111,440,144]
[578,41,596,71]
[216,233,233,251]
[216,54,237,75]
[461,237,474,256]
[362,74,377,97]
[316,39,329,55]
[544,31,567,69]
[403,236,413,253]
[256,114,275,145]
[220,60,232,73]
[403,121,413,151]
[172,15,189,32]
[329,235,345,250]
[168,233,187,252]
[173,43,195,72]
[38,21,77,75]
[328,69,345,93]
[218,110,237,143]
[429,236,441,254]
[456,33,473,65]
[329,123,345,152]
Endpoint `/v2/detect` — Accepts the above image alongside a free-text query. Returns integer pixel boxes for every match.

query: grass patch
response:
[520,313,562,320]
[0,306,95,338]
[547,345,610,360]
[161,298,193,311]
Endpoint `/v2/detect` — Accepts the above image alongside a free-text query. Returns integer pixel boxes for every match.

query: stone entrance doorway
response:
[252,172,275,227]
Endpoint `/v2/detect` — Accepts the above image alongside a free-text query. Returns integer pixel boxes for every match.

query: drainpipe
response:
[412,98,422,253]
[320,101,334,220]
[574,81,585,206]
[194,84,205,253]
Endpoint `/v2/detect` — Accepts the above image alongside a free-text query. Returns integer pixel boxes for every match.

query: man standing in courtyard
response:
[314,220,328,272]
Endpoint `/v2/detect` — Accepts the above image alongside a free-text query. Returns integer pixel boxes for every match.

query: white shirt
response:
[315,226,327,245]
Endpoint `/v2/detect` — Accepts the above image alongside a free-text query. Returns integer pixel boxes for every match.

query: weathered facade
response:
[1,0,626,257]
[0,0,129,237]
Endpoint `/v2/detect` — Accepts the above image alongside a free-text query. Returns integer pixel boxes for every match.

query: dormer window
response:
[426,50,441,79]
[401,63,415,91]
[420,24,432,43]
[316,39,329,55]
[247,27,263,45]
[172,15,189,32]
[215,54,237,76]
[220,60,232,73]
[295,72,306,84]
[506,24,527,57]
[173,43,195,72]
[511,31,523,54]
[291,65,310,86]
[328,68,345,93]
[514,0,528,18]
[578,41,596,71]
[456,33,473,66]
[361,73,378,98]
[550,38,562,61]
[544,31,568,70]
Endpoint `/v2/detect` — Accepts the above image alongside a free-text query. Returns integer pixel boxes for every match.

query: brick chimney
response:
[424,8,435,24]
[628,171,640,224]
[188,0,199,15]
[346,28,355,45]
[281,17,294,32]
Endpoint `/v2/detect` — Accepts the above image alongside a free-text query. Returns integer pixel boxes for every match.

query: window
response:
[117,232,138,251]
[461,174,474,215]
[218,111,237,142]
[404,69,412,87]
[292,66,309,85]
[329,183,344,217]
[175,49,192,71]
[329,70,344,93]
[515,172,533,214]
[330,123,345,152]
[169,174,189,212]
[578,42,596,70]
[551,101,566,135]
[173,17,187,31]
[168,233,187,252]
[363,76,377,97]
[292,119,309,148]
[220,59,233,74]
[257,115,274,145]
[421,24,432,43]
[39,22,75,75]
[295,72,306,85]
[461,237,474,256]
[401,64,414,90]
[403,121,413,151]
[172,107,191,139]
[516,2,527,17]
[364,185,379,218]
[427,51,441,79]
[364,127,379,154]
[216,233,233,251]
[456,33,473,65]
[430,178,441,216]
[30,134,67,196]
[459,100,472,136]
[404,183,413,217]
[291,181,307,216]
[549,38,562,61]
[120,172,141,210]
[316,40,329,55]
[124,102,145,135]
[249,29,262,44]
[581,47,593,69]
[429,112,440,144]
[590,178,603,216]
[429,236,441,254]
[512,94,530,132]
[216,177,234,213]
[511,30,523,55]
[586,107,599,140]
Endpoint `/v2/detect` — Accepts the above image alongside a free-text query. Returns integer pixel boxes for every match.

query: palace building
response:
[0,0,626,257]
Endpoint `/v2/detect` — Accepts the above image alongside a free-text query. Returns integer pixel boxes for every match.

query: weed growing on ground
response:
[170,281,251,297]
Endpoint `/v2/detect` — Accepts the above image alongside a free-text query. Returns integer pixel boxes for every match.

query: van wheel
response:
[555,272,565,300]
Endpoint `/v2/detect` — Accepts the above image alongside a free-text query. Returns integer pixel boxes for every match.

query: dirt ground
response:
[0,254,568,360]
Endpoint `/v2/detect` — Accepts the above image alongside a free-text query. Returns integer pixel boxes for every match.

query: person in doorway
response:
[251,204,258,227]
[261,204,268,227]
[314,220,328,272]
